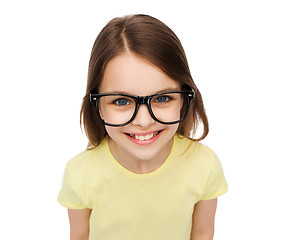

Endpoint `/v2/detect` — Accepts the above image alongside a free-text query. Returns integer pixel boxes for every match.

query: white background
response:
[0,0,285,239]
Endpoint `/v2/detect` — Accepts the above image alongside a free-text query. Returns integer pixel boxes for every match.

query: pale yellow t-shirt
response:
[58,134,228,240]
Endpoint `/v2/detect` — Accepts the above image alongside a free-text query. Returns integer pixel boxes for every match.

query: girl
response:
[58,14,228,240]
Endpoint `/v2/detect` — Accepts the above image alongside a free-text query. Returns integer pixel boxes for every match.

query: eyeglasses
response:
[90,91,194,127]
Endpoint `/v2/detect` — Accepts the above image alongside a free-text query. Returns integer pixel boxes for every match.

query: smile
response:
[125,130,163,143]
[129,131,160,140]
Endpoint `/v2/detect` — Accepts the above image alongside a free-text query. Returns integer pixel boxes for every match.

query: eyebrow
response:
[103,87,181,96]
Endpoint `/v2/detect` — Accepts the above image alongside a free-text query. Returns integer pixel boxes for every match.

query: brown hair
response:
[80,14,209,148]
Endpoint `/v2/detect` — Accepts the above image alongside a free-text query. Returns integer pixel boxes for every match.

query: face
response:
[99,52,181,166]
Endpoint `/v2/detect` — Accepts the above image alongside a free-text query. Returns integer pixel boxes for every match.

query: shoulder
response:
[175,135,228,199]
[175,135,221,172]
[176,134,216,160]
[65,140,107,174]
[66,150,92,170]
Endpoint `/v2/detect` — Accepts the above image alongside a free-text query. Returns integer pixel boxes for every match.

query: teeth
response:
[144,134,153,140]
[131,132,159,140]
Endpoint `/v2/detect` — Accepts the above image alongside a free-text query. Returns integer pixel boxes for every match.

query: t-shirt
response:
[58,134,228,240]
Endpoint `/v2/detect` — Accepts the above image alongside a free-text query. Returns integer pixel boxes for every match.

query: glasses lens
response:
[150,92,187,123]
[98,95,136,125]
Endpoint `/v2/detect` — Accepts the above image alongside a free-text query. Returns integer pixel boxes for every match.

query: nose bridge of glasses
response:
[135,96,153,116]
[132,97,155,126]
[133,96,153,119]
[137,96,149,105]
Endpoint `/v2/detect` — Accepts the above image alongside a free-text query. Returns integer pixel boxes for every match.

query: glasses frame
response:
[90,90,195,127]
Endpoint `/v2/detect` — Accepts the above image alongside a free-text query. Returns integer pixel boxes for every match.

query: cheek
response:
[105,126,114,135]
[99,107,103,119]
[97,102,105,119]
[105,126,122,140]
[170,123,179,133]
[180,98,183,109]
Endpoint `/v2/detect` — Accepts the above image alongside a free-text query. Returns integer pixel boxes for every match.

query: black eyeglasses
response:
[90,90,194,127]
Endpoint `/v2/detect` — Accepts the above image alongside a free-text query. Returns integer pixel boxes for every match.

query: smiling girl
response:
[58,14,228,240]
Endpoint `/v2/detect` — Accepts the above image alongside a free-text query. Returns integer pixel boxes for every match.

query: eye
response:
[154,95,170,103]
[114,98,130,106]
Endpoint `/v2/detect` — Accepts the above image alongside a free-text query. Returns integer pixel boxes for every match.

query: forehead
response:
[99,52,180,95]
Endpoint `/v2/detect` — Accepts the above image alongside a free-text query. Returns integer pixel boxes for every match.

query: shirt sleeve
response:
[57,163,88,209]
[201,151,228,200]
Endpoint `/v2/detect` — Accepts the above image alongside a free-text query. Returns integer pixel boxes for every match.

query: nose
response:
[131,104,155,128]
